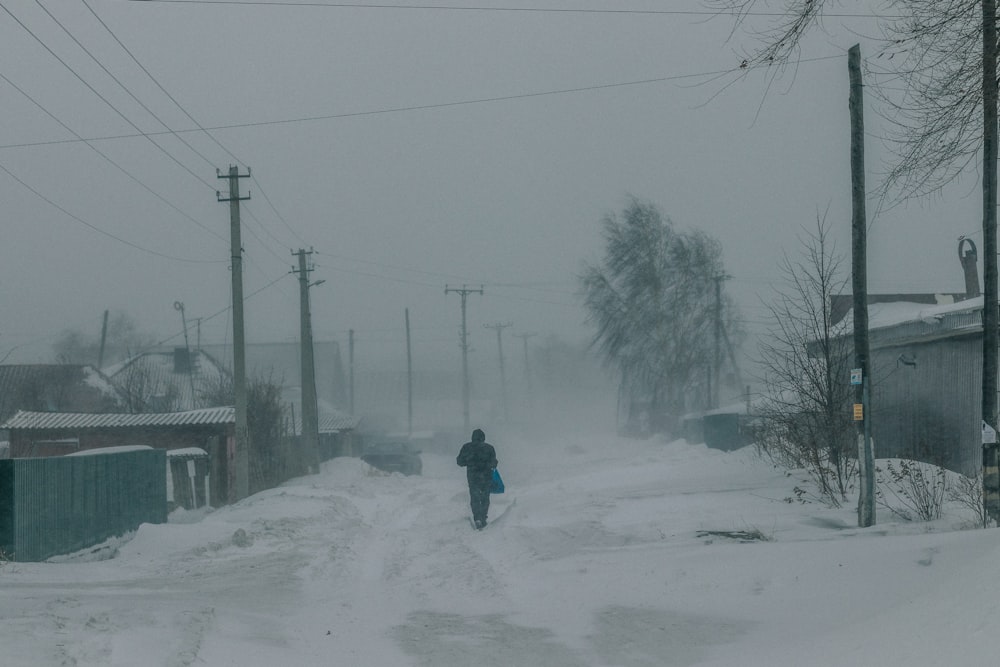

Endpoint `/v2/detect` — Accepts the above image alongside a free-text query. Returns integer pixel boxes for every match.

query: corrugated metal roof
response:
[318,411,360,433]
[1,406,235,430]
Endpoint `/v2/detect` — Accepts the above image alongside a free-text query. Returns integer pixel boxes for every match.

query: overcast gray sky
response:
[0,1,980,370]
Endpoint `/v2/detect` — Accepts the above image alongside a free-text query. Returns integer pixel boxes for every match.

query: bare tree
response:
[53,311,156,367]
[114,357,181,414]
[755,215,857,506]
[199,370,291,493]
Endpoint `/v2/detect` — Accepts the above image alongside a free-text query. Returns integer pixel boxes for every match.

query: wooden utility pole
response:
[349,329,355,415]
[484,321,513,422]
[445,284,483,434]
[217,165,251,501]
[97,309,109,369]
[293,248,322,474]
[712,274,730,409]
[849,45,875,528]
[405,308,413,436]
[174,300,197,402]
[982,0,1000,523]
[513,332,536,418]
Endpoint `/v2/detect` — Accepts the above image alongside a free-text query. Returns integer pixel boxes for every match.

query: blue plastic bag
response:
[491,468,505,494]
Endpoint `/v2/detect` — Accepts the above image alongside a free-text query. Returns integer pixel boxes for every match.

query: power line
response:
[0,1,218,191]
[12,0,312,275]
[82,0,311,267]
[0,55,845,151]
[81,0,247,168]
[34,0,220,172]
[0,160,219,263]
[132,270,291,355]
[250,176,309,246]
[0,68,228,245]
[128,1,898,19]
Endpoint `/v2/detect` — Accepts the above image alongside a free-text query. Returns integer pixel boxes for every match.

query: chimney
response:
[959,237,980,298]
[174,347,191,374]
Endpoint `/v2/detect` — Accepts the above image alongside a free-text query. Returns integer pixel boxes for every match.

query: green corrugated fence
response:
[0,449,167,562]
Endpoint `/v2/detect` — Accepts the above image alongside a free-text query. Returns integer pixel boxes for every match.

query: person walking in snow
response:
[456,428,498,530]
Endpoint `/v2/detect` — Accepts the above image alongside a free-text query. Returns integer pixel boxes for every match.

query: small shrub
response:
[875,459,946,522]
[0,547,14,571]
[948,471,989,529]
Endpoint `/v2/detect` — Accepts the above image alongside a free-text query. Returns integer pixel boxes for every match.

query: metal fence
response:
[0,449,167,562]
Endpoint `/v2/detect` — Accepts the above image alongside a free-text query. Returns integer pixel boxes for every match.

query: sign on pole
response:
[984,420,997,445]
[850,368,863,385]
[853,403,864,421]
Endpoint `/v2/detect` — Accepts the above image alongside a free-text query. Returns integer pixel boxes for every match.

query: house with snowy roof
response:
[0,364,122,426]
[832,295,984,475]
[103,347,229,413]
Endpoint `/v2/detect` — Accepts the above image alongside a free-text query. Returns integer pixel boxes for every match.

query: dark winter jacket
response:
[456,435,497,485]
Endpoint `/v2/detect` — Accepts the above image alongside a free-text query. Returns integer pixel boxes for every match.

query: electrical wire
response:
[0,1,218,192]
[82,0,310,249]
[0,160,219,263]
[35,0,221,172]
[81,0,247,168]
[0,55,845,151]
[0,68,228,245]
[127,1,898,20]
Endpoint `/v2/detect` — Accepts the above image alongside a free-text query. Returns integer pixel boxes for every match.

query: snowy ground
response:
[2,431,997,666]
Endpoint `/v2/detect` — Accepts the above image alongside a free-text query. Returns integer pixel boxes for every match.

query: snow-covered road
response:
[2,432,998,666]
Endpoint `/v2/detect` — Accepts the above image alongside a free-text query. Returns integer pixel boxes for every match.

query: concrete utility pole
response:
[849,45,875,528]
[484,321,513,422]
[513,332,536,419]
[293,248,323,474]
[217,165,251,502]
[405,308,413,436]
[445,284,483,434]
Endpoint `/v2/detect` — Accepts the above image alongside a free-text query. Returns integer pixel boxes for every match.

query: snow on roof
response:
[1,406,235,430]
[166,447,209,459]
[822,297,984,351]
[104,349,230,411]
[81,365,121,399]
[318,412,360,432]
[838,296,983,332]
[704,402,749,416]
[66,445,154,456]
[286,409,359,435]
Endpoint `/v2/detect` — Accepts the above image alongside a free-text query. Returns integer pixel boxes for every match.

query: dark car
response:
[361,441,423,476]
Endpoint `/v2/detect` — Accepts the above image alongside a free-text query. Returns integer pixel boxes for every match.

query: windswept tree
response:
[580,198,740,435]
[756,215,856,506]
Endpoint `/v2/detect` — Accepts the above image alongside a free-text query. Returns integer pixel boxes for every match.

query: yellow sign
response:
[853,404,864,421]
